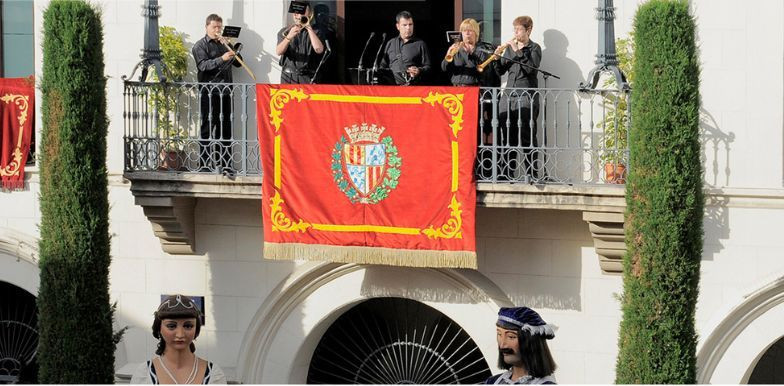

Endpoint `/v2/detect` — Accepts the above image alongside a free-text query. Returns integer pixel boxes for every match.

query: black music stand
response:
[222,26,241,39]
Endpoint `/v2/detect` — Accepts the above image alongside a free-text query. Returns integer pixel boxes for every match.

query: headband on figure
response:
[156,294,201,320]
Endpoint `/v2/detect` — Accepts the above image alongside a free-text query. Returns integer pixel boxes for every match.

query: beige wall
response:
[478,207,620,383]
[501,0,784,189]
[7,0,784,383]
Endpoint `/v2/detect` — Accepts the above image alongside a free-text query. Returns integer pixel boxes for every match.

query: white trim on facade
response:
[0,228,39,295]
[697,276,784,383]
[237,261,513,383]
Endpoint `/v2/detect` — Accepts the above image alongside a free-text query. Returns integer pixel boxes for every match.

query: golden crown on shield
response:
[344,123,385,143]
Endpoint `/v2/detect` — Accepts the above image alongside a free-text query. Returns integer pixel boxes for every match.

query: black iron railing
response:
[123,81,630,184]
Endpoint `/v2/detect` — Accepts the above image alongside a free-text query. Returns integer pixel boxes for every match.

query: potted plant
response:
[147,26,189,170]
[598,36,634,183]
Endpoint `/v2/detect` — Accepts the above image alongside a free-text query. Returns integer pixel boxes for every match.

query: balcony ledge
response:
[125,171,627,273]
[125,171,627,209]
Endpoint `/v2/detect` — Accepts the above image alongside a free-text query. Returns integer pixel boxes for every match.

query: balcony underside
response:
[126,171,626,273]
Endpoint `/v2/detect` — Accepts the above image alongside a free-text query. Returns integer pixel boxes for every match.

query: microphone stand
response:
[494,54,560,183]
[311,40,332,84]
[357,32,375,85]
[370,32,386,85]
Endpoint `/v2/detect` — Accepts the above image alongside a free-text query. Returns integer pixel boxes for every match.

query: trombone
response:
[217,34,256,81]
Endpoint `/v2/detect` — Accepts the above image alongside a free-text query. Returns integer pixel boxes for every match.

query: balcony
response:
[123,82,630,272]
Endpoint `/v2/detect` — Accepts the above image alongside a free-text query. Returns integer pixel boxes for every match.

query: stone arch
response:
[0,228,40,295]
[237,262,512,384]
[697,276,784,383]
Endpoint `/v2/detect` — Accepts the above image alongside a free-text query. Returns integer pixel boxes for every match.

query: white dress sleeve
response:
[130,361,153,384]
[206,362,227,384]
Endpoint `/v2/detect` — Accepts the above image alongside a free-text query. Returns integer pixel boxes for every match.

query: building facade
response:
[0,0,783,383]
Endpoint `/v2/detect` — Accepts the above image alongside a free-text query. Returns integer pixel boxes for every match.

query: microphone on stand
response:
[357,32,375,84]
[370,32,387,85]
[311,39,332,84]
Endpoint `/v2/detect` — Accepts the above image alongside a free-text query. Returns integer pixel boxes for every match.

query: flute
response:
[445,42,464,63]
[477,43,509,73]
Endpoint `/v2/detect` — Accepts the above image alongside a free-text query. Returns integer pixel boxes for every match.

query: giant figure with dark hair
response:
[486,307,558,384]
[131,295,226,384]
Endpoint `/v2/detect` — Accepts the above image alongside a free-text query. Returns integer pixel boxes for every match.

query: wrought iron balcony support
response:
[124,0,166,82]
[581,0,629,90]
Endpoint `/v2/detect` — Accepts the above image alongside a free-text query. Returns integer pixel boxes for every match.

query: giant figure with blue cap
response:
[485,307,557,384]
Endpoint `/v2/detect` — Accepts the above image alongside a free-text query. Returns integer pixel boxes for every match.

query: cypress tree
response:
[38,0,115,382]
[615,0,702,383]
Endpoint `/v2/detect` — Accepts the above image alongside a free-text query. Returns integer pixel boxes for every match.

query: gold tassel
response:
[263,242,477,269]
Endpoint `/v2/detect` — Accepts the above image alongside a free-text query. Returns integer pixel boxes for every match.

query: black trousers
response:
[498,104,540,181]
[199,88,232,171]
[281,70,313,84]
[477,97,495,180]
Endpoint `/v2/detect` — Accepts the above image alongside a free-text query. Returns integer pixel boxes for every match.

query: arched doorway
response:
[237,262,512,383]
[307,297,491,384]
[747,336,784,383]
[0,281,38,383]
[696,276,784,383]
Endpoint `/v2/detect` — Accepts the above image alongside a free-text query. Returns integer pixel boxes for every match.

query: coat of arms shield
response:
[331,123,402,204]
[344,143,386,195]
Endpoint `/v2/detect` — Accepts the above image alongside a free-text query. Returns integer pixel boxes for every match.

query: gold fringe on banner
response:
[264,242,477,269]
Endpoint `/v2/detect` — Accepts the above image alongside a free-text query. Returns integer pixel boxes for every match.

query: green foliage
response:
[598,35,634,164]
[38,0,117,382]
[147,26,189,150]
[157,26,189,82]
[615,0,703,383]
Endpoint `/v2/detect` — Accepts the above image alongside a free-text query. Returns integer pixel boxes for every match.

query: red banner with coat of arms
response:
[257,84,478,268]
[0,77,34,191]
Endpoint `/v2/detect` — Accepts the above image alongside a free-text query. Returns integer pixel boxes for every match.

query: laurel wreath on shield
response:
[331,135,401,204]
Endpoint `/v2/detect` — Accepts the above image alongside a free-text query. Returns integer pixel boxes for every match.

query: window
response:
[1,0,34,77]
[1,0,34,165]
[462,0,501,45]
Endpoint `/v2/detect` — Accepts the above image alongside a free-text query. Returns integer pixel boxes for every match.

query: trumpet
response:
[296,14,310,26]
[477,43,509,72]
[445,42,464,63]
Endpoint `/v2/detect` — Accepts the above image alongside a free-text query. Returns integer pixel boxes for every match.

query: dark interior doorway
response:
[343,1,454,85]
[749,336,784,383]
[306,297,491,384]
[0,281,38,384]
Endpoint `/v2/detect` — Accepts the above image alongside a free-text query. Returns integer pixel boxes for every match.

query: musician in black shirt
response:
[441,18,499,88]
[192,13,242,173]
[276,1,326,84]
[441,18,501,179]
[379,11,431,85]
[496,16,542,181]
